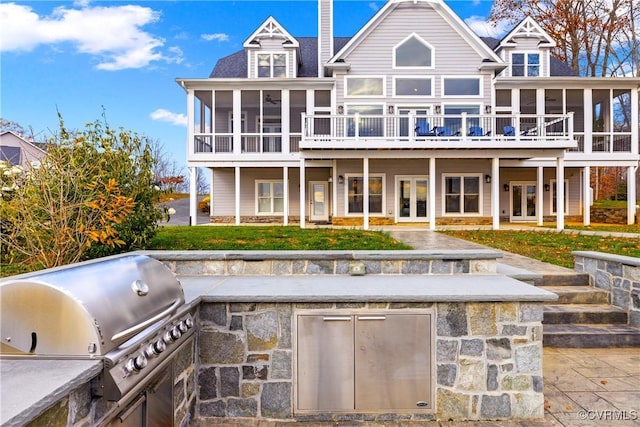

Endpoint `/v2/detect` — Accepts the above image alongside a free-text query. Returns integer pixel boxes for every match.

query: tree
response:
[489,0,640,77]
[0,113,163,271]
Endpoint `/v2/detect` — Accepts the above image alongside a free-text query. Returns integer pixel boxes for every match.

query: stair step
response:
[540,273,590,286]
[543,324,640,348]
[544,304,628,324]
[540,286,609,304]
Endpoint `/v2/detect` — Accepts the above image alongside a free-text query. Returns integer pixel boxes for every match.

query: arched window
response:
[394,34,433,68]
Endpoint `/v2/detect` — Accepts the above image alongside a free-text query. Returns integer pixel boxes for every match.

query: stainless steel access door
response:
[296,315,354,411]
[355,314,431,410]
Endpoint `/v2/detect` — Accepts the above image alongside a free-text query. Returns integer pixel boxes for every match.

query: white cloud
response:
[201,33,230,42]
[368,2,381,12]
[150,109,187,127]
[0,2,181,70]
[465,15,510,38]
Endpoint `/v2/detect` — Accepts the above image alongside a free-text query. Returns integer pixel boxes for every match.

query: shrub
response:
[199,196,210,213]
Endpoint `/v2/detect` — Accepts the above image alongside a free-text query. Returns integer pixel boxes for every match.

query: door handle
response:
[357,315,386,321]
[323,316,352,321]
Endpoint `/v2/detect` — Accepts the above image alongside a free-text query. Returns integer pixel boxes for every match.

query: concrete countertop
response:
[179,274,559,304]
[0,359,102,427]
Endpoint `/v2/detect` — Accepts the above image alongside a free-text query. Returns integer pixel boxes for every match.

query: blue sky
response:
[0,0,505,171]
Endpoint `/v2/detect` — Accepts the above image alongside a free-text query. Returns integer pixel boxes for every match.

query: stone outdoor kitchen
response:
[1,250,560,426]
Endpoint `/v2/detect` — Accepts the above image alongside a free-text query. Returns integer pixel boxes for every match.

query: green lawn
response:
[149,226,411,251]
[439,229,640,268]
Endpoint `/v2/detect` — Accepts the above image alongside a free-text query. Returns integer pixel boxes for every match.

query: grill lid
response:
[0,255,184,357]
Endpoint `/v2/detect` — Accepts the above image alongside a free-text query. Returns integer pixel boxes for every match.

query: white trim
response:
[500,17,556,48]
[343,173,386,216]
[441,173,483,216]
[392,76,434,97]
[243,16,299,48]
[228,111,247,132]
[255,51,290,78]
[549,179,569,216]
[255,180,285,215]
[344,75,386,98]
[392,32,434,69]
[441,76,483,98]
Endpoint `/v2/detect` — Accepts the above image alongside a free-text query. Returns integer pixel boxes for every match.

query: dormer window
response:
[394,34,433,68]
[257,53,287,78]
[512,53,540,77]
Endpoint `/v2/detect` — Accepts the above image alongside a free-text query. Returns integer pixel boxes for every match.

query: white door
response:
[397,177,429,222]
[510,182,537,221]
[309,181,329,222]
[397,108,431,137]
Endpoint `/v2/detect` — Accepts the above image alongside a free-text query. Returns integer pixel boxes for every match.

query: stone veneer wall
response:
[574,251,640,327]
[24,340,196,427]
[194,301,545,423]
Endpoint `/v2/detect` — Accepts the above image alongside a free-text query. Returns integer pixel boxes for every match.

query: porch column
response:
[537,166,544,226]
[300,159,306,229]
[233,90,242,155]
[281,90,290,154]
[583,166,591,226]
[627,166,637,225]
[189,166,197,226]
[556,158,565,230]
[429,157,436,230]
[332,160,337,218]
[235,166,241,225]
[363,157,369,230]
[209,168,214,217]
[492,158,500,230]
[283,166,289,226]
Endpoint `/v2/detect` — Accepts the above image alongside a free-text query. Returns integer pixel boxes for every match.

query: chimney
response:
[318,0,333,77]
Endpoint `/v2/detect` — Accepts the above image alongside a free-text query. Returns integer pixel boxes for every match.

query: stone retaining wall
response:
[574,251,640,327]
[590,207,629,224]
[195,301,545,423]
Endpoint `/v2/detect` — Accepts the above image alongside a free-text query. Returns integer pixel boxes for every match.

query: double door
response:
[296,312,432,413]
[510,182,537,221]
[398,177,428,222]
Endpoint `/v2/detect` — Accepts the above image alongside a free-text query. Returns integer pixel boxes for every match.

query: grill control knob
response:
[178,321,189,333]
[146,340,167,357]
[170,327,182,340]
[126,354,148,374]
[184,318,194,329]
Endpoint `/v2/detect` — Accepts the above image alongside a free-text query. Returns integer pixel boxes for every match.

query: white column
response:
[283,166,289,226]
[556,158,565,230]
[300,159,306,228]
[235,166,241,225]
[537,166,544,226]
[583,166,591,226]
[492,158,500,230]
[627,166,637,225]
[363,157,369,230]
[281,89,290,154]
[233,90,242,155]
[186,90,194,158]
[429,157,436,230]
[189,166,197,226]
[584,89,593,154]
[209,168,214,217]
[332,160,337,218]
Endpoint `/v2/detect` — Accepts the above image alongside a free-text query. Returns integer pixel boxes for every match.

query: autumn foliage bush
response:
[0,114,163,272]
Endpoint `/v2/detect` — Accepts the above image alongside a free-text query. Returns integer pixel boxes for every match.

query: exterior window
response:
[512,53,539,77]
[347,175,384,214]
[443,175,481,215]
[257,53,287,78]
[345,77,384,97]
[346,104,384,137]
[550,180,568,215]
[256,181,284,214]
[394,34,432,67]
[442,78,481,96]
[394,78,432,96]
[443,105,481,134]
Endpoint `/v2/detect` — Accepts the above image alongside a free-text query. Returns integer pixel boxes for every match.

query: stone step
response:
[539,286,609,304]
[540,273,590,286]
[543,323,640,347]
[544,304,628,324]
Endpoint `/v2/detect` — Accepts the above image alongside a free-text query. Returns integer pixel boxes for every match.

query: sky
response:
[0,0,508,172]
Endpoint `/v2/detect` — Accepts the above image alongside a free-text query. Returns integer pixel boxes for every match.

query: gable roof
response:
[499,16,556,48]
[243,16,299,48]
[329,0,502,65]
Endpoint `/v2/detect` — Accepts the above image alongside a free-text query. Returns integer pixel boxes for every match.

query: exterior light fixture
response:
[338,175,344,184]
[337,105,344,114]
[544,184,551,192]
[485,174,491,184]
[485,105,492,114]
[388,105,395,114]
[503,184,509,192]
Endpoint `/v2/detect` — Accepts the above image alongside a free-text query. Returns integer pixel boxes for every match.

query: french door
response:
[397,108,431,137]
[510,182,536,221]
[309,181,329,222]
[397,177,429,222]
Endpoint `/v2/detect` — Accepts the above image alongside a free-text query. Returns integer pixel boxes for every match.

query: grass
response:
[439,229,640,268]
[592,199,628,208]
[565,223,640,234]
[148,226,412,251]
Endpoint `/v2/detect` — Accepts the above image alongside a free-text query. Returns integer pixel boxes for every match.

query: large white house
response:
[177,0,639,229]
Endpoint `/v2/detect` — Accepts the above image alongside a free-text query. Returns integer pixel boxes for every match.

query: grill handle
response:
[111,298,182,343]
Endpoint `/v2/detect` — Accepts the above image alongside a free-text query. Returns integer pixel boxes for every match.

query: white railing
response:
[302,113,575,144]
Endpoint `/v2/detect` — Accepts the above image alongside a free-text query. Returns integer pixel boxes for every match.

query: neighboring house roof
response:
[0,131,47,170]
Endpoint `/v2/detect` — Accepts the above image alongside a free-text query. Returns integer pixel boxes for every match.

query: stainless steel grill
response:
[0,254,195,409]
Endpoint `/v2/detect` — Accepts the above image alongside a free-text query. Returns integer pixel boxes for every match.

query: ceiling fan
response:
[265,94,281,104]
